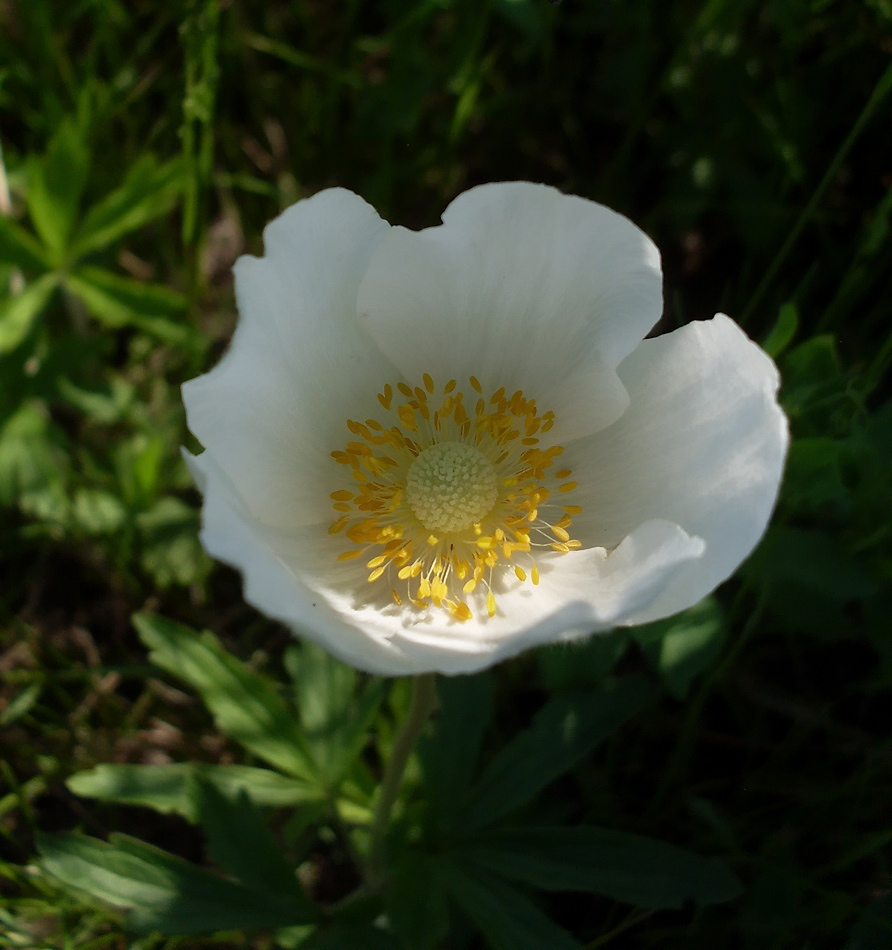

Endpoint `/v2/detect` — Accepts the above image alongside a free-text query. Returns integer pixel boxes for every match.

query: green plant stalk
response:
[366,673,438,891]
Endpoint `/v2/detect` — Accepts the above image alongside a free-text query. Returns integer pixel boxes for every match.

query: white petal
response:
[565,314,788,623]
[187,448,706,676]
[357,181,660,440]
[185,449,425,675]
[347,519,705,674]
[182,189,395,529]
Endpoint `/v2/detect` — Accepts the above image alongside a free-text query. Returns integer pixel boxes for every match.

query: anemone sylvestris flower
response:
[183,183,787,675]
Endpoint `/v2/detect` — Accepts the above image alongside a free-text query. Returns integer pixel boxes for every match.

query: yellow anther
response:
[329,373,581,620]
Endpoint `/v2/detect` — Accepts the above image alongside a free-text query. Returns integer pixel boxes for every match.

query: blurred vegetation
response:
[1,0,890,947]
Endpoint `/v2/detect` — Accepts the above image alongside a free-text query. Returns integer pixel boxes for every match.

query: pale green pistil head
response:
[406,440,498,533]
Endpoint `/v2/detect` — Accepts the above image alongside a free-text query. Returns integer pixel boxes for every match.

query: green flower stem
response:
[366,673,438,890]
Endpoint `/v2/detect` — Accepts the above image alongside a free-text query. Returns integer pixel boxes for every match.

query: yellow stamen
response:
[329,375,582,619]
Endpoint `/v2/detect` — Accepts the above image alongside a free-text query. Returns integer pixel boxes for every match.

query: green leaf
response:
[72,488,128,535]
[632,598,727,700]
[25,118,90,260]
[136,495,210,589]
[384,850,450,950]
[0,273,58,354]
[783,437,852,514]
[420,671,493,837]
[459,826,740,909]
[0,400,68,511]
[72,155,185,258]
[193,778,313,909]
[65,265,189,344]
[758,527,874,601]
[0,681,42,726]
[133,613,319,784]
[67,763,319,822]
[37,832,315,935]
[0,215,51,270]
[761,301,798,358]
[285,643,385,789]
[460,676,653,832]
[442,858,582,950]
[536,632,628,691]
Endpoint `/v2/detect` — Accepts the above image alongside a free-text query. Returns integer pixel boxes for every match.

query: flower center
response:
[329,375,582,622]
[406,441,498,533]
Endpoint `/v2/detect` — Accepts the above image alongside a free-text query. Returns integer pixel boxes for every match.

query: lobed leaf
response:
[65,265,189,344]
[133,613,319,784]
[0,215,51,271]
[441,858,582,950]
[71,155,185,258]
[0,273,58,354]
[192,778,313,909]
[25,118,90,261]
[458,676,653,832]
[419,671,493,838]
[632,598,727,700]
[37,831,316,935]
[384,850,450,950]
[67,763,319,822]
[457,825,741,909]
[285,643,385,790]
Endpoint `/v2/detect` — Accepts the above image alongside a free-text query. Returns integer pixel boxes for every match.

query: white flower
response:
[183,182,788,676]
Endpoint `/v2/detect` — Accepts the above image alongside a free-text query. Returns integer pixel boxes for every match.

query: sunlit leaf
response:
[0,400,67,509]
[136,495,210,589]
[68,763,320,822]
[0,273,58,353]
[632,597,726,699]
[72,155,185,258]
[285,642,385,790]
[0,215,51,271]
[65,265,189,344]
[133,613,319,784]
[37,832,316,935]
[25,118,90,261]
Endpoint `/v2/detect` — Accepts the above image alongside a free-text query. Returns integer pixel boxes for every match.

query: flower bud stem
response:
[366,673,438,890]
